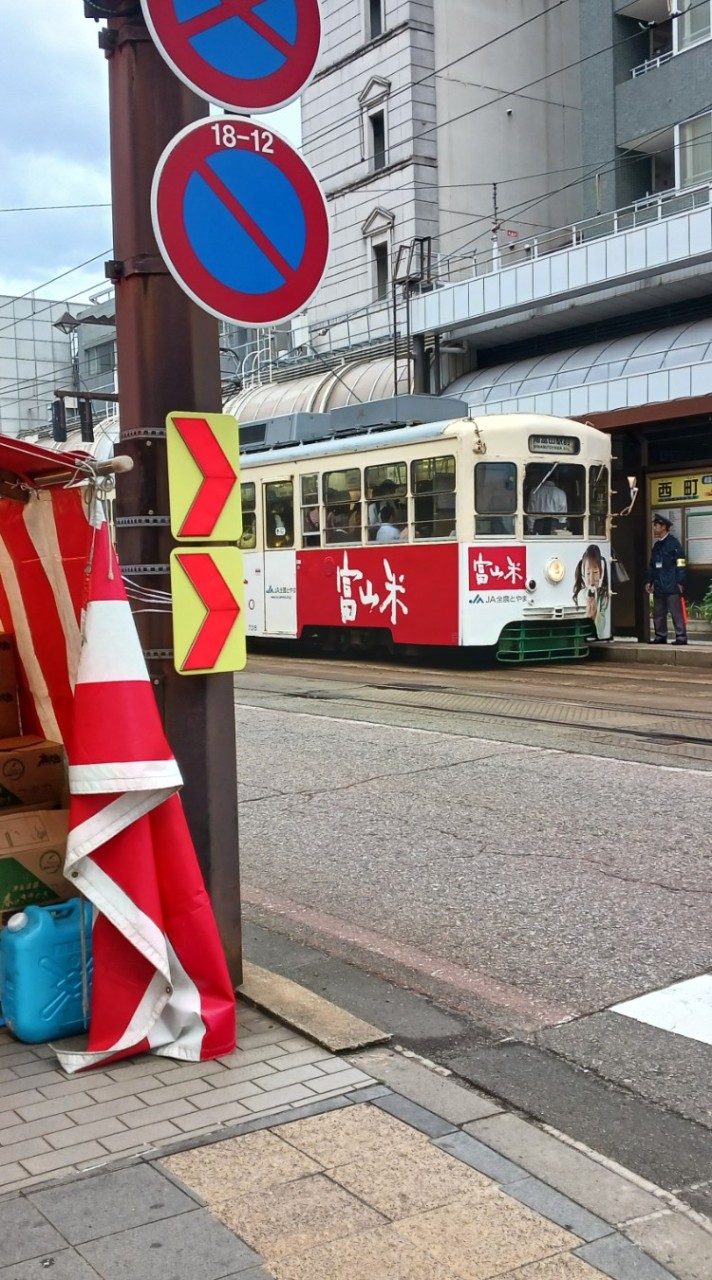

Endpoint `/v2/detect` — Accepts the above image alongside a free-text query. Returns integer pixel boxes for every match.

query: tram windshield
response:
[524,462,585,536]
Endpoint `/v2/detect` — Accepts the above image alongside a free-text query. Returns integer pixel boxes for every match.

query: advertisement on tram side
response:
[296,544,460,646]
[460,542,611,647]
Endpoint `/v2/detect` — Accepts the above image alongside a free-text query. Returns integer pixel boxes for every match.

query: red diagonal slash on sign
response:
[177,552,241,671]
[173,416,237,538]
[181,0,294,59]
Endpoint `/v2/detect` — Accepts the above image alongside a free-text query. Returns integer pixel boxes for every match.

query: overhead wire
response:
[4,2,711,355]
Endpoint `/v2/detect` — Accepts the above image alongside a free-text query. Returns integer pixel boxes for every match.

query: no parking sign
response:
[152,117,330,326]
[141,0,322,112]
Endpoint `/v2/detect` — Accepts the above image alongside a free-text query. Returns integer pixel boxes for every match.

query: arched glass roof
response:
[224,357,409,421]
[447,319,712,407]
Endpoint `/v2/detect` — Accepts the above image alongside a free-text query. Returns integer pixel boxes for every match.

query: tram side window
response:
[365,462,407,540]
[475,462,516,536]
[264,480,294,548]
[239,482,256,549]
[323,468,362,543]
[301,473,321,547]
[411,456,456,539]
[524,463,585,536]
[589,465,609,538]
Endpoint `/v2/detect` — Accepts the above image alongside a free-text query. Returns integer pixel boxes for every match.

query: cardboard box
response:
[0,634,20,738]
[0,810,72,914]
[0,737,66,813]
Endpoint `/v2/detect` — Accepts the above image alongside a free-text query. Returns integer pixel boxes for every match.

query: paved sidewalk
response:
[0,1009,709,1278]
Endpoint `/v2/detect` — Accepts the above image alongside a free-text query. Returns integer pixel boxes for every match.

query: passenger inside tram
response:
[524,463,584,536]
[303,506,321,546]
[367,479,397,539]
[375,503,402,543]
[325,490,352,543]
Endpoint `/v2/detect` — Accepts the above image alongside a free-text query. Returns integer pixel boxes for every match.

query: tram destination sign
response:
[529,434,580,455]
[140,0,322,113]
[152,117,330,327]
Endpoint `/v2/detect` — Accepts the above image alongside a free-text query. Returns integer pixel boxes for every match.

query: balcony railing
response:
[234,180,712,370]
[426,181,712,286]
[631,50,674,77]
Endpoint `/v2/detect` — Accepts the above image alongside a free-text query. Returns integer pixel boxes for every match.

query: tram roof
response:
[239,412,609,467]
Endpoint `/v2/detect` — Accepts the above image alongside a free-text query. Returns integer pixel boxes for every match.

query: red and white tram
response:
[238,409,612,662]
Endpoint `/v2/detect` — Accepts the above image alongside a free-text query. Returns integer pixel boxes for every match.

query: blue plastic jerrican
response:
[0,898,93,1044]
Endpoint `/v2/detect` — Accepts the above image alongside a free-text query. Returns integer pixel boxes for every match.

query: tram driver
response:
[526,466,568,535]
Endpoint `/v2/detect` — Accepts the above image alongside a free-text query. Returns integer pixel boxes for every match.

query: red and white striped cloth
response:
[0,462,235,1071]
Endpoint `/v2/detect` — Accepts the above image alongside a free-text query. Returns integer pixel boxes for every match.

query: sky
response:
[0,2,301,303]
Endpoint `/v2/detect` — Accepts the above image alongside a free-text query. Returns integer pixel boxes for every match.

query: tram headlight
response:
[545,558,566,585]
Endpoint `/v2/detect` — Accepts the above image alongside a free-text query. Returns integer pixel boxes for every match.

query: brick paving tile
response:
[0,1114,76,1147]
[202,1062,278,1088]
[47,1117,127,1150]
[144,1059,225,1087]
[275,1036,315,1053]
[17,1093,94,1123]
[191,1081,268,1110]
[173,1103,250,1133]
[85,1075,164,1103]
[122,1098,199,1128]
[137,1077,215,1106]
[100,1119,182,1153]
[231,1031,295,1051]
[0,1069,66,1094]
[21,1141,108,1176]
[1,1137,52,1164]
[267,1048,334,1071]
[257,1065,326,1090]
[105,1058,170,1082]
[309,1069,371,1093]
[38,1073,115,1098]
[0,1109,22,1133]
[0,1162,24,1188]
[241,1084,316,1113]
[0,1087,45,1110]
[65,1095,148,1126]
[218,1045,287,1068]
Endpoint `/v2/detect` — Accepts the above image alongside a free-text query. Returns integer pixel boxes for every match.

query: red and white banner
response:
[0,441,235,1070]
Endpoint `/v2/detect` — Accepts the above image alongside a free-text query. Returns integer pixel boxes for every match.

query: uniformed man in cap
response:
[646,514,687,644]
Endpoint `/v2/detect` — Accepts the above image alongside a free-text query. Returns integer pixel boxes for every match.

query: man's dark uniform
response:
[647,519,687,644]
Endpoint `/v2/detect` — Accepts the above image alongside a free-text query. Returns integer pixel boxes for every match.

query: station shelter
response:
[0,435,235,1071]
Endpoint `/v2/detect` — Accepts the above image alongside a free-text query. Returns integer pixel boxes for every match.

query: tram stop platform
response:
[591,639,712,668]
[1,966,708,1280]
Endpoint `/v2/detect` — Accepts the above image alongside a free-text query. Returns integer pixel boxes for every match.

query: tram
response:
[236,406,612,662]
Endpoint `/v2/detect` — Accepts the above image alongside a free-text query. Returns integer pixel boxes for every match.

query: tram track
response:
[236,653,712,767]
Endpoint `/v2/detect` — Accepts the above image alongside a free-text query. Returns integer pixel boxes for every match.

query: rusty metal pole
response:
[98,9,242,983]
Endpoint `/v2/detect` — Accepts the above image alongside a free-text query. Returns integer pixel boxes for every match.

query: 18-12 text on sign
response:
[152,118,330,328]
[140,0,322,114]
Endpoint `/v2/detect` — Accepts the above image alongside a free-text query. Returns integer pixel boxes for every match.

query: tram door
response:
[262,478,298,635]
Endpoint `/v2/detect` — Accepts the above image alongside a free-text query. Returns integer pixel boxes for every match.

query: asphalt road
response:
[234,651,712,1209]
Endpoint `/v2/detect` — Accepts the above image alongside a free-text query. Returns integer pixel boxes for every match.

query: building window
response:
[367,0,383,39]
[677,0,711,52]
[373,242,390,300]
[370,110,386,171]
[678,112,712,187]
[86,340,115,378]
